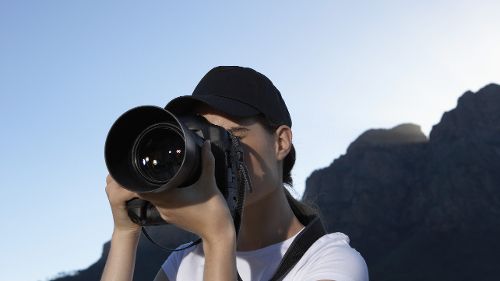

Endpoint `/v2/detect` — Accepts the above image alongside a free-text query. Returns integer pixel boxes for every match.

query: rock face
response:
[303,83,500,280]
[50,83,500,281]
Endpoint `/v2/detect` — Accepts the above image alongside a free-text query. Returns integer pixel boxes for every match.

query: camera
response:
[105,105,247,226]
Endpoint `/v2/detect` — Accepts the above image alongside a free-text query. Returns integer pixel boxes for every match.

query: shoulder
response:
[303,232,367,267]
[287,232,369,281]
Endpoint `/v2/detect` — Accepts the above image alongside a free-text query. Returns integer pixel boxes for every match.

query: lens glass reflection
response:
[135,127,184,182]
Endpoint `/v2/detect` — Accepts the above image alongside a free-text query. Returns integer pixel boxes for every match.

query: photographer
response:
[101,66,368,281]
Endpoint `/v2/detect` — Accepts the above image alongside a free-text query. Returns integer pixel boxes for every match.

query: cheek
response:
[242,142,281,206]
[244,151,264,178]
[242,137,278,183]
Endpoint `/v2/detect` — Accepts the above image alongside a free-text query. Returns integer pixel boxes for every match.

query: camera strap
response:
[267,215,326,281]
[228,135,251,237]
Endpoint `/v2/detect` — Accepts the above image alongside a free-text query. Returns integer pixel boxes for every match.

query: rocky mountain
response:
[50,83,500,281]
[304,83,500,280]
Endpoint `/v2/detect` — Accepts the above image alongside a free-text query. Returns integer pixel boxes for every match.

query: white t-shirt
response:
[162,232,369,281]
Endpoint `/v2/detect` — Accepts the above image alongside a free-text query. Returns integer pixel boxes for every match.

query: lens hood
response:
[104,106,202,193]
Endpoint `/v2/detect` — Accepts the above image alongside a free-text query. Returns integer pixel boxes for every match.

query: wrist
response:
[202,224,236,249]
[112,227,141,241]
[202,214,236,241]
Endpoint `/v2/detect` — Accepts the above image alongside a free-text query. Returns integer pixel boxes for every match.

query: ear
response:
[275,125,292,161]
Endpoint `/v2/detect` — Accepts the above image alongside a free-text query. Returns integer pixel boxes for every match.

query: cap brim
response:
[165,95,260,117]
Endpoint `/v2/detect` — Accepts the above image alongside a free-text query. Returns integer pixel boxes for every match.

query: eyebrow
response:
[227,127,250,135]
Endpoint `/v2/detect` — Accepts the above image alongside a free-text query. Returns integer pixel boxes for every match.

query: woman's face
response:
[198,109,285,206]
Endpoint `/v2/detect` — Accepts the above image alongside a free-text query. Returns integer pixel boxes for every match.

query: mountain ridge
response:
[303,83,500,280]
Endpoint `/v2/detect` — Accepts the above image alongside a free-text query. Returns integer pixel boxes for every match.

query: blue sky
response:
[1,1,499,280]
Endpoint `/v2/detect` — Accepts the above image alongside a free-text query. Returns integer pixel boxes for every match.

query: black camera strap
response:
[268,215,326,281]
[229,135,251,237]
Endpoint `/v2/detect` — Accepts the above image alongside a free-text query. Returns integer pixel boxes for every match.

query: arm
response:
[100,175,142,281]
[202,225,237,281]
[153,225,237,281]
[100,229,140,281]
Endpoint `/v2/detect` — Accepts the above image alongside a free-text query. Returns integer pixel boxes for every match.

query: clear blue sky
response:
[1,1,498,280]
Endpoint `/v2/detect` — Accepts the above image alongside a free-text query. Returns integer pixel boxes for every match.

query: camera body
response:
[105,106,245,226]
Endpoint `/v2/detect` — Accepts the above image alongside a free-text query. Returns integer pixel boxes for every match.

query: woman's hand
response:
[104,140,237,281]
[101,175,142,281]
[105,174,141,234]
[138,140,235,242]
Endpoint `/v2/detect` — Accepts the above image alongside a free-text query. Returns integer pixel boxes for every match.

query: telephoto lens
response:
[105,105,234,194]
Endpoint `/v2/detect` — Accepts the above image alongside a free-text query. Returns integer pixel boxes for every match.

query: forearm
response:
[202,228,237,281]
[100,229,141,281]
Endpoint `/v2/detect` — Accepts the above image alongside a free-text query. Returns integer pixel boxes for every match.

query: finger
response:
[136,192,152,202]
[106,174,113,184]
[200,140,216,179]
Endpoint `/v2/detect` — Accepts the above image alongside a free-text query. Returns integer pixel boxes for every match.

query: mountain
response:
[50,83,500,281]
[303,83,500,280]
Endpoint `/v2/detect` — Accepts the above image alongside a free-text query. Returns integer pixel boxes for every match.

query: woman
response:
[101,66,368,281]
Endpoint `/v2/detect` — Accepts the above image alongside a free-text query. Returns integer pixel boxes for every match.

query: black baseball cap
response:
[165,66,292,127]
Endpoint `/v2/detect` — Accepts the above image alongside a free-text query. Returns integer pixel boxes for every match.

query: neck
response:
[236,186,304,251]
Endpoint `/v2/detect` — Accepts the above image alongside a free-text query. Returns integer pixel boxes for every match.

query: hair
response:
[283,144,295,186]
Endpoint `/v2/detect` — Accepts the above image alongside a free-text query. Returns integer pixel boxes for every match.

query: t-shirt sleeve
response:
[161,243,195,281]
[161,251,181,280]
[294,233,369,281]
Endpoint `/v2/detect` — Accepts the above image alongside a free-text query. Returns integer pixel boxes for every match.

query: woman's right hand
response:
[105,174,141,234]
